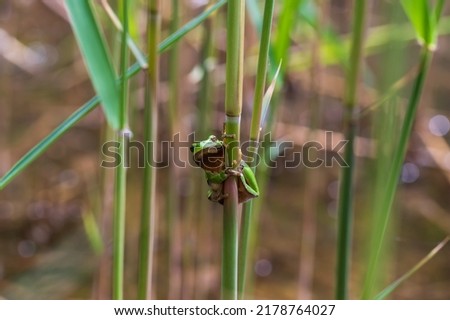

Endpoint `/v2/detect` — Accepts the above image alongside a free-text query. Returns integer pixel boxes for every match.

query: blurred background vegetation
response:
[1,0,450,299]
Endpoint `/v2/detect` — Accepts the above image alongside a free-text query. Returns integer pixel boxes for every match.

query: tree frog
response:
[190,135,259,204]
[190,135,225,172]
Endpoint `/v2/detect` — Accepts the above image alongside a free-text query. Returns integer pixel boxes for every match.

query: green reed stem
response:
[335,0,367,300]
[112,0,129,300]
[222,0,245,300]
[238,0,275,300]
[138,0,160,300]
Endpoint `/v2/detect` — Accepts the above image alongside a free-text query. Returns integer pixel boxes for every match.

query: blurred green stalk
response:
[361,47,433,299]
[165,0,181,299]
[138,0,160,300]
[238,0,275,300]
[335,0,367,300]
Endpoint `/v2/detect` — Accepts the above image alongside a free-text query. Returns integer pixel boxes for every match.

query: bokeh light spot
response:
[255,259,272,277]
[401,162,420,184]
[428,115,450,137]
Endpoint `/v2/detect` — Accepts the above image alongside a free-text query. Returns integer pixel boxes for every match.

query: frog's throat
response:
[193,146,225,172]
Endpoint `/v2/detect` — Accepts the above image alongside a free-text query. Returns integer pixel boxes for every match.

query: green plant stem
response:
[112,0,129,300]
[335,0,367,300]
[238,0,275,300]
[222,176,239,300]
[361,47,433,299]
[239,0,300,298]
[222,0,245,300]
[191,13,216,299]
[138,0,160,300]
[113,132,127,299]
[165,0,181,299]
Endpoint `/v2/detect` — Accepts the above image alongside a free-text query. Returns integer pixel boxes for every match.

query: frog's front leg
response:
[225,167,242,177]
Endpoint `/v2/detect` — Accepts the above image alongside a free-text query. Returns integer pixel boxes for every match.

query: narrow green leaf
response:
[375,237,449,299]
[400,0,431,45]
[159,0,227,53]
[260,62,282,129]
[0,97,99,190]
[274,0,303,64]
[0,0,226,191]
[65,0,120,129]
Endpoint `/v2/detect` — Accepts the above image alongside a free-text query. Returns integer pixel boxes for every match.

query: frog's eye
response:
[190,145,195,153]
[211,135,217,142]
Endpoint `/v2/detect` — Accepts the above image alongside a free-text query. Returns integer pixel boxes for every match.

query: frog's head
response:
[190,135,225,172]
[190,135,221,154]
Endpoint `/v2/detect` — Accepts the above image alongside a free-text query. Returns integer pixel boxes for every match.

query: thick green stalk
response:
[361,47,432,299]
[238,0,275,300]
[138,0,160,300]
[335,0,367,300]
[222,0,245,300]
[112,0,129,300]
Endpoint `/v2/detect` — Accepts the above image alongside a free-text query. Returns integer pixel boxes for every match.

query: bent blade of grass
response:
[65,0,120,130]
[375,236,450,300]
[0,1,226,191]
